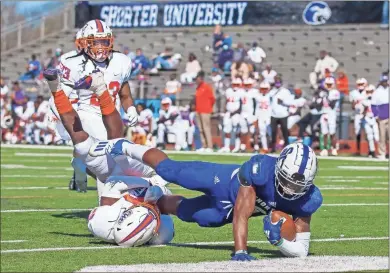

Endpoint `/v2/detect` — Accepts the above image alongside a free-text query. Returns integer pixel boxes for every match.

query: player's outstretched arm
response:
[263,214,311,257]
[119,82,138,127]
[232,185,257,261]
[43,69,89,145]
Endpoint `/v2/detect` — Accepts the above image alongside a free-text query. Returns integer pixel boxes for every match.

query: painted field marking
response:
[337,166,388,171]
[318,176,385,179]
[375,182,389,185]
[1,164,73,171]
[1,144,388,162]
[1,203,388,213]
[325,179,360,182]
[1,175,69,178]
[1,240,27,243]
[2,187,69,190]
[14,153,71,158]
[77,256,389,273]
[2,237,389,254]
[319,187,388,190]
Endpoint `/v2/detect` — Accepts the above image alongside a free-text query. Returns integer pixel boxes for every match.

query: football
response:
[270,210,296,241]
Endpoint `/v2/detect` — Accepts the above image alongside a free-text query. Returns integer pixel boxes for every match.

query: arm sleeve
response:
[102,176,150,198]
[277,232,310,257]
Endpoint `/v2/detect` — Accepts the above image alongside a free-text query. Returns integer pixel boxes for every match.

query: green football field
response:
[1,146,389,272]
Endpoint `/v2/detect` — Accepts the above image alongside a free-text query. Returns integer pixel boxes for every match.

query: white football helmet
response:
[87,198,129,243]
[259,81,271,94]
[81,19,113,62]
[324,77,335,90]
[356,78,368,91]
[114,203,160,247]
[275,143,318,200]
[75,29,84,53]
[148,214,175,245]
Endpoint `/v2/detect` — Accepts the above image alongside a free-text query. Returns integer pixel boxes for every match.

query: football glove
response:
[263,214,285,246]
[126,106,139,127]
[74,70,107,96]
[231,250,256,261]
[43,68,60,92]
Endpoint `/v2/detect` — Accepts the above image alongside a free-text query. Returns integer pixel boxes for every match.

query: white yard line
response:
[14,153,71,157]
[2,187,69,190]
[325,179,360,182]
[1,203,388,213]
[1,164,73,171]
[337,166,388,171]
[1,175,69,178]
[2,237,389,254]
[375,182,389,185]
[1,240,27,243]
[1,144,388,162]
[319,187,388,190]
[318,176,385,179]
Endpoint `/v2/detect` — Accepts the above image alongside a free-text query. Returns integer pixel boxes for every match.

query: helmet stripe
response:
[119,212,155,244]
[95,19,104,33]
[298,144,309,175]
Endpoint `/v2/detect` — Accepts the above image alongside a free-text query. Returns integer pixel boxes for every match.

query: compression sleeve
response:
[277,232,310,257]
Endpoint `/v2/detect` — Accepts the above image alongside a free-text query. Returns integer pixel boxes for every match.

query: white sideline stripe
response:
[1,144,389,162]
[1,203,388,213]
[14,153,71,157]
[1,175,68,178]
[1,240,27,243]
[2,186,67,190]
[375,182,389,185]
[326,179,360,182]
[320,187,388,190]
[2,237,389,254]
[338,166,388,171]
[1,164,73,171]
[318,176,385,179]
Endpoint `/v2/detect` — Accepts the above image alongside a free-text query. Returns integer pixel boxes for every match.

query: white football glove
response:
[126,106,139,127]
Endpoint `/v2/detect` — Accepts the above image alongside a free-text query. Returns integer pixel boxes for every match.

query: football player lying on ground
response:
[91,138,322,260]
[88,175,174,246]
[43,69,168,205]
[48,69,323,260]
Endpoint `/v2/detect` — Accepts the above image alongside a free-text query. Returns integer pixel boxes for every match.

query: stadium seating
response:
[1,24,388,103]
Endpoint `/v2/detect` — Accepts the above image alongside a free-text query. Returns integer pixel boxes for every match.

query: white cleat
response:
[204,148,214,153]
[196,148,205,152]
[320,149,329,157]
[218,147,230,153]
[231,147,240,153]
[331,148,338,156]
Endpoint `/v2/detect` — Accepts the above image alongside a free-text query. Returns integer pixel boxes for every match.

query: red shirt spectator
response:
[195,76,215,113]
[336,69,349,95]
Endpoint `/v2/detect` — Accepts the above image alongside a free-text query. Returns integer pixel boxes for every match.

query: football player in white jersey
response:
[362,84,379,157]
[44,69,168,203]
[349,78,367,155]
[52,20,139,193]
[287,88,307,130]
[238,78,258,152]
[254,81,271,153]
[219,78,244,153]
[320,77,340,157]
[131,103,154,146]
[157,97,187,151]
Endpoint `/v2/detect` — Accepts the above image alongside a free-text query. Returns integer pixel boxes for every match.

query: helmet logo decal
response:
[95,19,104,32]
[298,144,309,175]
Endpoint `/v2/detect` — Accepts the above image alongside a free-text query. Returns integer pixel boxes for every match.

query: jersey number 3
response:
[90,81,120,106]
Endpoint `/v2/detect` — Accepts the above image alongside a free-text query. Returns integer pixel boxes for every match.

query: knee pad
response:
[71,157,87,173]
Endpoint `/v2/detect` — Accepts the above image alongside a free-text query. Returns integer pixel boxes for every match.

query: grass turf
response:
[1,147,389,272]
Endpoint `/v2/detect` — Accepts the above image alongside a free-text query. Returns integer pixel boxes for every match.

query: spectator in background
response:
[213,24,224,51]
[381,0,389,28]
[231,61,249,80]
[261,63,277,85]
[372,74,389,159]
[42,49,56,70]
[123,46,135,60]
[1,77,9,106]
[131,48,150,77]
[20,54,41,80]
[309,50,339,90]
[164,73,181,104]
[151,48,182,73]
[233,42,246,63]
[180,53,201,84]
[10,81,27,111]
[336,68,349,96]
[247,42,266,71]
[218,44,234,73]
[269,76,294,151]
[195,71,215,152]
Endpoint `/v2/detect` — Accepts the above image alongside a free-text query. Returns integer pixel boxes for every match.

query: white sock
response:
[368,138,375,152]
[224,138,230,149]
[123,142,153,162]
[240,143,246,151]
[261,135,268,150]
[234,138,241,150]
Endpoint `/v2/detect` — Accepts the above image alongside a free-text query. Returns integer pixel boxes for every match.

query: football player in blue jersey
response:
[90,139,322,261]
